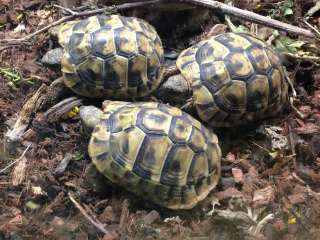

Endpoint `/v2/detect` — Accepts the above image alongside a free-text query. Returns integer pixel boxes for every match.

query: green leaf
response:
[234,25,250,34]
[288,41,306,49]
[284,8,293,16]
[26,201,41,210]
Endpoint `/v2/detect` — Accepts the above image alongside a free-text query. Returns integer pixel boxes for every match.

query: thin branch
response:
[0,16,71,44]
[0,0,161,44]
[178,0,315,38]
[53,4,78,15]
[302,19,320,38]
[287,123,297,169]
[68,192,110,235]
[0,143,31,174]
[1,0,315,46]
[289,97,305,119]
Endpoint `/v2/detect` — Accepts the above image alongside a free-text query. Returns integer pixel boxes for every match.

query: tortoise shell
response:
[58,15,164,99]
[177,32,288,127]
[88,101,221,209]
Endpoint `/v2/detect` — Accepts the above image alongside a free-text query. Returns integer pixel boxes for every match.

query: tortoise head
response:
[79,106,103,133]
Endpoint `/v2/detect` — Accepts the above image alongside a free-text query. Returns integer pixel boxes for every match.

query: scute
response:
[225,52,254,78]
[68,32,91,64]
[214,80,247,113]
[168,117,193,142]
[133,134,173,182]
[214,32,252,50]
[177,32,288,126]
[88,101,221,209]
[246,75,269,111]
[247,47,272,73]
[160,145,194,186]
[91,27,116,58]
[59,15,164,99]
[139,109,172,134]
[200,61,231,93]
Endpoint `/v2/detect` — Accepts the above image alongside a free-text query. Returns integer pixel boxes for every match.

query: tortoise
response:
[166,32,289,127]
[54,14,164,99]
[44,19,288,127]
[80,100,221,210]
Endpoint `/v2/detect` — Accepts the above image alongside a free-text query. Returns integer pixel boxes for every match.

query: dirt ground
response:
[0,0,320,239]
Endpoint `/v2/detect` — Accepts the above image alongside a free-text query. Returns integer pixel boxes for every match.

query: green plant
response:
[268,0,294,18]
[0,66,22,85]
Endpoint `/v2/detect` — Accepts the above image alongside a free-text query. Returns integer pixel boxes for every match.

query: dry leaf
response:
[206,24,227,37]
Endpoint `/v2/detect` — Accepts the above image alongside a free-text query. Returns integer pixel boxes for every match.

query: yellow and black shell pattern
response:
[58,15,164,99]
[177,32,288,127]
[88,101,221,209]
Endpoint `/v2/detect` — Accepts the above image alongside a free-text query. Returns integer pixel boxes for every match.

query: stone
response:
[41,48,63,67]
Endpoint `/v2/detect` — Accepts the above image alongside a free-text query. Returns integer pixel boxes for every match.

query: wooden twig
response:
[178,0,315,38]
[305,0,320,18]
[119,199,130,236]
[1,0,316,45]
[68,192,110,235]
[287,123,297,169]
[53,4,78,15]
[0,0,161,44]
[302,19,320,38]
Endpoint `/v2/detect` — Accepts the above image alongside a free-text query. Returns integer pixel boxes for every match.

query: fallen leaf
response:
[206,24,227,37]
[25,201,41,210]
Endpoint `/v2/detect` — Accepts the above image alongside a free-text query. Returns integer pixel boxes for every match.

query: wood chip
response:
[214,187,243,200]
[288,193,306,205]
[142,210,160,225]
[98,206,116,224]
[232,168,244,183]
[11,156,27,186]
[253,186,274,207]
